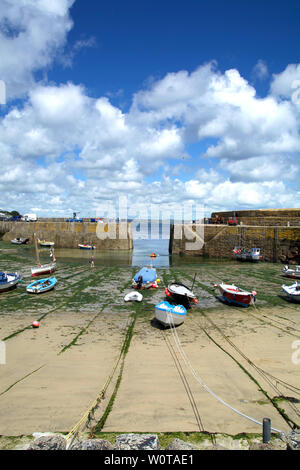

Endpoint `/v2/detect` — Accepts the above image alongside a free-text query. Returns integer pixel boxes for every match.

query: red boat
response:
[215,283,256,307]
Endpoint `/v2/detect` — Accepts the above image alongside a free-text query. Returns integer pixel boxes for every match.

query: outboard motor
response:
[137,275,143,289]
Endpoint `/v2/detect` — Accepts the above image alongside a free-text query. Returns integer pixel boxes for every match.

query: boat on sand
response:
[155,301,187,327]
[132,267,157,289]
[282,282,300,302]
[165,282,197,308]
[0,272,21,293]
[27,277,57,294]
[282,265,300,279]
[214,282,256,307]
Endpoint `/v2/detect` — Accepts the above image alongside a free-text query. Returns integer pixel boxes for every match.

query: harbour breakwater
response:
[0,220,133,250]
[170,208,300,263]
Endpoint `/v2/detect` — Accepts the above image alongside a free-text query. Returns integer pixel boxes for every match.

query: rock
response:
[279,430,300,450]
[115,434,160,450]
[27,435,67,450]
[165,438,197,451]
[249,439,287,451]
[69,439,113,450]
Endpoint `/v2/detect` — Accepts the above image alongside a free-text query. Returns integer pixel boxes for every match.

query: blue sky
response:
[1,0,300,218]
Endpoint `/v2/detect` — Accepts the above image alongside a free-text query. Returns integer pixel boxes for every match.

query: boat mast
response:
[34,233,41,266]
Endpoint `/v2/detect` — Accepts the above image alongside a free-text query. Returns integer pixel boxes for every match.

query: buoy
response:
[156,278,161,283]
[193,298,198,304]
[252,291,257,296]
[32,321,40,328]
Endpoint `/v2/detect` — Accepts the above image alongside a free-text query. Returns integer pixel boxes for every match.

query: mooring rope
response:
[167,312,283,434]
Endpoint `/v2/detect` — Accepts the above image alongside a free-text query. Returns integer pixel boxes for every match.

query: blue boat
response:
[155,301,187,327]
[27,277,57,294]
[132,267,157,289]
[0,272,21,293]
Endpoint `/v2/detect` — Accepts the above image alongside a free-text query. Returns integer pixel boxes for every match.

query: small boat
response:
[38,238,55,247]
[234,247,262,262]
[165,282,197,308]
[78,244,95,250]
[0,272,21,293]
[31,233,56,277]
[282,282,300,302]
[215,282,256,307]
[155,301,187,327]
[27,277,57,294]
[282,265,300,279]
[124,291,143,302]
[11,237,29,245]
[132,267,157,289]
[31,262,56,277]
[150,253,157,258]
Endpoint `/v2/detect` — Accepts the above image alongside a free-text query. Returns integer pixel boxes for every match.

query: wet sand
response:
[0,247,299,438]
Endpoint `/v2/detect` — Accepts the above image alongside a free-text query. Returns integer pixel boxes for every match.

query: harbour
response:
[0,237,299,448]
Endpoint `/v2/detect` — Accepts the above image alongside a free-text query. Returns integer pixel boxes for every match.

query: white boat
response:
[124,291,143,302]
[282,282,300,302]
[0,272,21,293]
[31,262,56,277]
[11,237,29,245]
[31,233,56,277]
[165,282,197,308]
[234,247,262,262]
[282,265,300,279]
[78,244,95,250]
[27,277,57,294]
[155,301,187,327]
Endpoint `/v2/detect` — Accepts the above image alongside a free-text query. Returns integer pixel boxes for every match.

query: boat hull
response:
[218,284,255,307]
[27,277,57,294]
[282,283,300,302]
[0,273,21,293]
[155,302,187,327]
[132,267,157,289]
[78,245,94,250]
[31,263,56,277]
[166,282,197,308]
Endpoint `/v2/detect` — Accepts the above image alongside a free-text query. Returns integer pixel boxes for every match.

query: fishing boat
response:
[234,247,262,262]
[155,301,187,327]
[38,238,55,247]
[214,282,256,307]
[124,291,143,302]
[0,272,21,293]
[282,265,300,279]
[11,237,29,245]
[78,244,95,250]
[31,234,56,277]
[132,267,157,289]
[165,282,198,308]
[282,282,300,302]
[27,277,57,294]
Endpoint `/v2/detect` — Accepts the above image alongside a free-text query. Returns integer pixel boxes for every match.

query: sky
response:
[1,0,300,219]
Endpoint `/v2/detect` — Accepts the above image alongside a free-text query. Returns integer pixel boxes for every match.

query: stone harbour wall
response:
[170,224,300,263]
[0,221,133,250]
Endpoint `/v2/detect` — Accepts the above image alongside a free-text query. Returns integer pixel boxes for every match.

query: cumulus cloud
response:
[0,1,300,216]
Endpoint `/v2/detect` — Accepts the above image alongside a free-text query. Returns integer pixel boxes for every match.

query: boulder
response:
[69,439,113,450]
[279,430,300,450]
[165,438,197,451]
[115,434,160,450]
[27,435,67,450]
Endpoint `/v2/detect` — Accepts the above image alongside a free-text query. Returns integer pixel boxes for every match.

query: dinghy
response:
[124,291,143,302]
[38,238,55,247]
[0,272,21,293]
[214,282,256,307]
[132,267,157,289]
[282,265,300,279]
[155,301,187,327]
[78,244,95,250]
[27,277,57,294]
[11,237,29,245]
[282,282,300,302]
[165,282,197,308]
[234,247,262,262]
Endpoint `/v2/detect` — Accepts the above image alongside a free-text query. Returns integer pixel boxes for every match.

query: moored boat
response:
[282,265,300,279]
[0,272,21,293]
[282,282,300,302]
[165,282,197,308]
[78,244,95,250]
[132,267,157,289]
[215,282,256,307]
[155,301,187,327]
[31,262,56,277]
[11,237,29,245]
[38,238,55,247]
[234,247,262,262]
[27,277,57,294]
